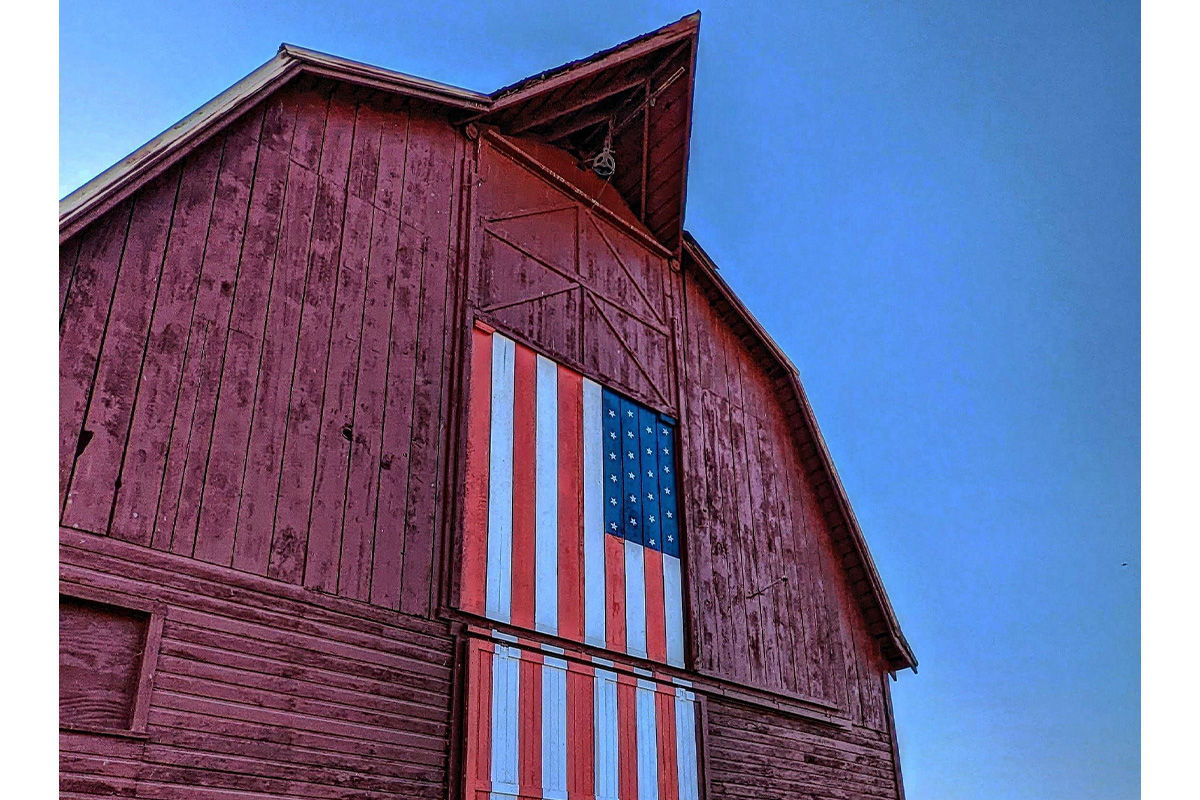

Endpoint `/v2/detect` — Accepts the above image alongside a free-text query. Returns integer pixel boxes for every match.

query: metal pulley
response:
[592,126,616,179]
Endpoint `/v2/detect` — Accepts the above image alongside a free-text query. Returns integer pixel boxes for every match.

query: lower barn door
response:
[463,636,700,800]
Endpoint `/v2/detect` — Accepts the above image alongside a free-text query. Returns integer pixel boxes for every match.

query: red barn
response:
[59,14,916,800]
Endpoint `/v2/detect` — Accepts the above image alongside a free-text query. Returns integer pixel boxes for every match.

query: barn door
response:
[468,131,680,418]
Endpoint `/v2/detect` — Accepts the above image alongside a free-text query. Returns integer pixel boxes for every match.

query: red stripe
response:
[460,327,492,616]
[605,534,627,652]
[518,650,543,796]
[510,343,538,629]
[557,366,584,643]
[567,662,595,796]
[617,674,640,800]
[656,685,680,800]
[644,547,667,662]
[466,641,492,799]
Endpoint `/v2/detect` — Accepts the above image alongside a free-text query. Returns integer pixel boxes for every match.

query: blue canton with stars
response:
[601,389,680,558]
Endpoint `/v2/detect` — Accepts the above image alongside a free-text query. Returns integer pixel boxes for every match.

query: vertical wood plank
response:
[398,111,462,616]
[60,202,133,514]
[269,88,355,586]
[781,416,851,710]
[59,237,82,323]
[320,101,384,601]
[63,165,182,533]
[358,106,413,608]
[678,274,717,675]
[201,91,299,569]
[233,85,330,575]
[756,409,809,698]
[702,391,749,683]
[168,112,266,561]
[728,403,772,690]
[139,146,227,554]
[372,113,444,608]
[126,110,264,559]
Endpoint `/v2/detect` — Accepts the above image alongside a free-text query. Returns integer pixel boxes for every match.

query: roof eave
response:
[59,51,299,242]
[487,11,700,109]
[59,46,492,243]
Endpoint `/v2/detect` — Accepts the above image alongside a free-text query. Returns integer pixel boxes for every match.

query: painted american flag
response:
[464,636,700,800]
[460,325,686,667]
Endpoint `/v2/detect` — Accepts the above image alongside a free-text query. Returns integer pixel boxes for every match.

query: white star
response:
[627,451,635,459]
[664,487,671,495]
[649,538,657,546]
[628,494,637,503]
[609,431,617,440]
[629,518,638,526]
[610,498,618,506]
[609,452,617,460]
[646,470,654,478]
[648,515,656,524]
[610,522,618,531]
[645,426,652,434]
[645,447,653,456]
[661,427,669,435]
[627,431,635,439]
[663,447,670,455]
[610,474,618,483]
[627,472,635,479]
[663,466,670,474]
[666,511,674,519]
[608,409,616,417]
[646,492,654,501]
[667,533,674,540]
[627,410,634,418]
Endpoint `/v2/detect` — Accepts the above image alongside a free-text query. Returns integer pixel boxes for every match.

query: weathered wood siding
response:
[60,528,456,800]
[678,263,891,722]
[59,79,463,616]
[705,696,900,800]
[60,61,904,800]
[466,133,681,418]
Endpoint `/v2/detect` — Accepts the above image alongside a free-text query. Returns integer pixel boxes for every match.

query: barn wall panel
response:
[58,81,464,616]
[679,268,890,724]
[59,528,456,800]
[705,698,899,800]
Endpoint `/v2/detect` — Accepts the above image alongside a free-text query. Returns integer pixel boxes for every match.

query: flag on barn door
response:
[464,638,701,800]
[460,325,686,667]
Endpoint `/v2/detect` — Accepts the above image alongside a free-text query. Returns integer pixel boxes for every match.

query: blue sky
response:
[60,1,1140,797]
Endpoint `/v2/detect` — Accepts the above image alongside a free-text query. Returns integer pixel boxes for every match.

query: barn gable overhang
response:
[682,232,917,673]
[468,13,699,254]
[60,13,701,255]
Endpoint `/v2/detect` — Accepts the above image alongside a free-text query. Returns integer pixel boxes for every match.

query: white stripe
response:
[675,687,699,800]
[636,679,660,800]
[663,554,686,667]
[582,378,606,647]
[535,354,559,634]
[542,656,569,800]
[485,335,516,624]
[490,644,520,797]
[593,668,620,800]
[624,540,648,658]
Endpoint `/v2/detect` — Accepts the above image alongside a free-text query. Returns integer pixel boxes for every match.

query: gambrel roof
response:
[59,12,916,672]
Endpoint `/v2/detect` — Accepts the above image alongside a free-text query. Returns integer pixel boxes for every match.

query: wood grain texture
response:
[59,84,463,619]
[60,596,150,732]
[705,697,900,800]
[678,264,893,724]
[60,528,456,800]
